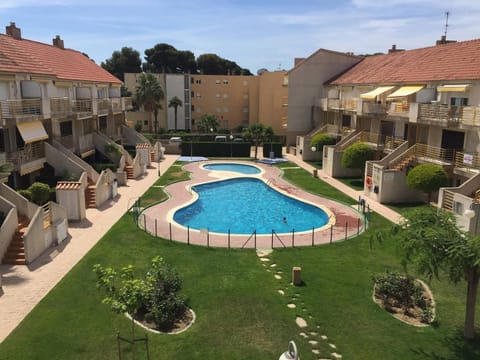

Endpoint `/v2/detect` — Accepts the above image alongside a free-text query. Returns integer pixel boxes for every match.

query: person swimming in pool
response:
[283,216,287,223]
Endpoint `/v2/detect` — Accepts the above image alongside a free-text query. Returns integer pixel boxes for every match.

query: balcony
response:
[361,102,387,115]
[72,99,93,120]
[454,152,480,174]
[7,141,46,176]
[387,101,409,118]
[50,97,72,118]
[417,103,480,127]
[77,133,95,158]
[0,99,42,124]
[57,134,74,149]
[123,97,133,111]
[95,99,110,116]
[110,98,122,114]
[320,98,358,112]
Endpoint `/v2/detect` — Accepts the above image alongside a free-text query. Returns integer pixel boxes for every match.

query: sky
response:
[1,0,480,74]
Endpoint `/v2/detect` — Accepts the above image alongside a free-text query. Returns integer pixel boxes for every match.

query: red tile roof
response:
[0,34,121,84]
[330,39,480,85]
[56,182,81,191]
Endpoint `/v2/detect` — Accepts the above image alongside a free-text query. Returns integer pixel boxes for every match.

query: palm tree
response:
[168,96,183,131]
[242,123,274,159]
[134,73,164,134]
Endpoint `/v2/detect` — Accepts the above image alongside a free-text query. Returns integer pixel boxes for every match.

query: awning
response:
[17,121,49,144]
[437,84,470,93]
[387,85,424,98]
[360,86,395,99]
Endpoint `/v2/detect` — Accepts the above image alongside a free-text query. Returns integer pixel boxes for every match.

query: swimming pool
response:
[203,163,261,174]
[173,178,329,234]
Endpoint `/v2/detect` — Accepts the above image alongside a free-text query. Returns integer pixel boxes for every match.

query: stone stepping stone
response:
[278,289,285,295]
[276,271,283,274]
[296,316,308,328]
[260,257,270,262]
[299,332,308,338]
[331,352,342,359]
[310,331,318,336]
[329,344,336,349]
[274,274,282,280]
[312,349,320,355]
[309,340,319,346]
[321,335,328,340]
[270,263,277,268]
[287,303,296,309]
[256,249,273,257]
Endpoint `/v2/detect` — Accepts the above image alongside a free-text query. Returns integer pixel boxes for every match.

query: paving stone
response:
[278,289,285,295]
[309,340,319,345]
[310,331,318,336]
[270,263,277,267]
[274,274,282,279]
[287,303,296,309]
[260,257,270,262]
[296,316,308,328]
[329,344,336,349]
[331,352,342,359]
[312,349,320,354]
[299,332,308,338]
[321,335,328,340]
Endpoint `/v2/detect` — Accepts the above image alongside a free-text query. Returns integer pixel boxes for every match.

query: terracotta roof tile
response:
[330,39,480,85]
[0,34,121,84]
[56,182,81,191]
[136,143,151,149]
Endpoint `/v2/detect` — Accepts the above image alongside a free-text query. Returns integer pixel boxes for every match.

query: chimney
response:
[388,44,405,54]
[436,35,456,45]
[6,22,21,40]
[52,35,64,49]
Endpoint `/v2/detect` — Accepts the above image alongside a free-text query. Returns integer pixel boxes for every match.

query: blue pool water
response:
[203,163,261,174]
[173,178,329,234]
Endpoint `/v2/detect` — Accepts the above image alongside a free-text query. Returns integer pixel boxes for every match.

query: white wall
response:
[166,74,186,130]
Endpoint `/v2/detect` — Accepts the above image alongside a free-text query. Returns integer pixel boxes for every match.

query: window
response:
[223,107,229,113]
[216,107,222,113]
[191,91,194,97]
[223,80,229,85]
[60,121,73,136]
[191,105,195,111]
[216,94,221,98]
[144,120,148,126]
[450,97,468,106]
[191,77,194,84]
[215,80,221,84]
[99,116,107,129]
[197,93,202,98]
[195,79,202,84]
[223,94,228,99]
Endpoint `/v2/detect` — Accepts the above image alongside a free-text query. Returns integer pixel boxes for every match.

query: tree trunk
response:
[464,268,479,340]
[174,107,178,130]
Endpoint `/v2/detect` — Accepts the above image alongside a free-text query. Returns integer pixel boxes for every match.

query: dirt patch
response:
[131,308,195,334]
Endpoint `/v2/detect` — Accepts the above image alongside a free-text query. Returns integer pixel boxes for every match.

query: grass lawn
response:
[337,176,365,191]
[1,162,479,359]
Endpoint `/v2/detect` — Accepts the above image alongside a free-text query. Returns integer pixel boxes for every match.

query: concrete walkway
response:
[0,155,179,343]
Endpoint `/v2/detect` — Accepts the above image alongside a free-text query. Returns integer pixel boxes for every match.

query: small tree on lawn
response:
[341,142,374,177]
[242,123,274,160]
[385,207,480,340]
[406,163,448,202]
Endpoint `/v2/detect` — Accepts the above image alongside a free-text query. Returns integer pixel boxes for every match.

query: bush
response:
[341,142,374,171]
[134,121,142,132]
[18,189,32,201]
[28,182,51,205]
[406,164,448,200]
[310,133,336,151]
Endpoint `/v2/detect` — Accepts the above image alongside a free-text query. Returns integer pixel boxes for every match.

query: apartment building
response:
[125,71,288,135]
[0,22,150,265]
[292,38,480,233]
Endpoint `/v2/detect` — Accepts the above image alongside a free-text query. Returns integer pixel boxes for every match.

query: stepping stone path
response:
[256,248,342,359]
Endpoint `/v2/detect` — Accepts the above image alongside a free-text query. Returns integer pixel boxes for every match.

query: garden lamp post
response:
[230,134,234,157]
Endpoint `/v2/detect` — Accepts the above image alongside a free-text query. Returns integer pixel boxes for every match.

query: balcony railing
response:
[455,152,480,173]
[95,98,110,116]
[72,99,93,119]
[387,101,409,117]
[415,143,457,162]
[58,135,74,149]
[8,141,46,167]
[50,97,72,117]
[123,97,133,111]
[418,103,480,127]
[362,102,387,115]
[321,98,357,112]
[0,99,42,122]
[111,98,122,114]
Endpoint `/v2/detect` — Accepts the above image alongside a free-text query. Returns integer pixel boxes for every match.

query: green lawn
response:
[337,176,365,191]
[1,162,479,359]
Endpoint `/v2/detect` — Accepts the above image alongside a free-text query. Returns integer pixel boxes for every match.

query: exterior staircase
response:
[125,165,134,179]
[391,154,415,171]
[150,151,155,163]
[2,216,28,265]
[85,183,96,208]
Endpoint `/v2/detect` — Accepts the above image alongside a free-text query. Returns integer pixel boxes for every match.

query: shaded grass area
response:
[1,162,480,359]
[387,202,432,216]
[337,176,365,191]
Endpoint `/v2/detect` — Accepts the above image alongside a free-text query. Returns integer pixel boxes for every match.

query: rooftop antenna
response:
[444,11,450,38]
